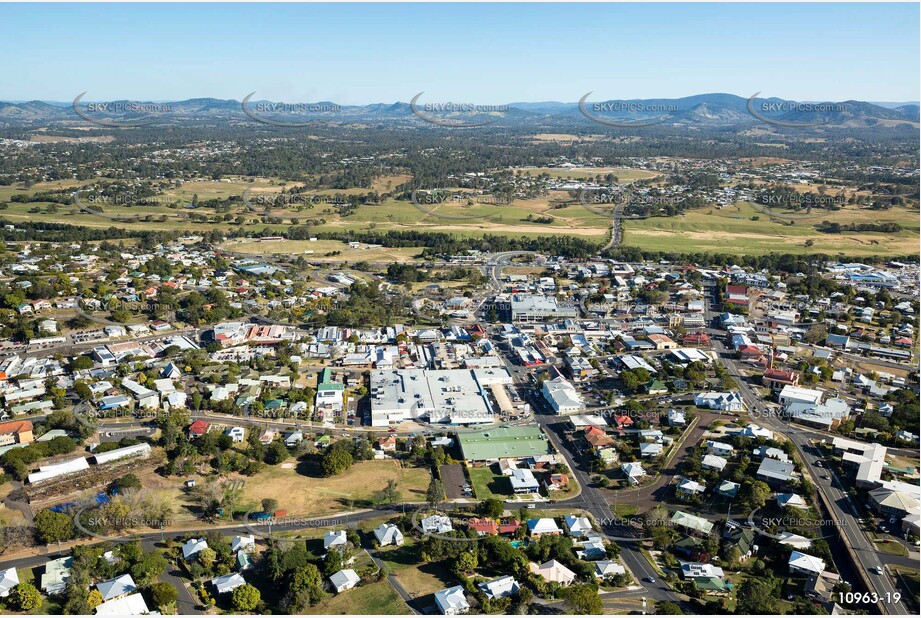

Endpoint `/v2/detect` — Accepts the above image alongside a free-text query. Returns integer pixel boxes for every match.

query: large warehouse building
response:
[458,425,551,462]
[370,367,513,427]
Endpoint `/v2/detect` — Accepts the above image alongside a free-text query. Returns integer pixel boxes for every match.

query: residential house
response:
[212,573,247,594]
[329,569,361,593]
[374,523,404,546]
[529,559,576,586]
[435,585,470,615]
[788,551,826,577]
[478,576,520,600]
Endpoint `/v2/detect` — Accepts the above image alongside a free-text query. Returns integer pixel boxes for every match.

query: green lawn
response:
[468,466,513,500]
[302,580,411,615]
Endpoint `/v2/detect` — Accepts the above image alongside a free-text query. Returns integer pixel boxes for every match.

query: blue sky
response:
[2,2,918,104]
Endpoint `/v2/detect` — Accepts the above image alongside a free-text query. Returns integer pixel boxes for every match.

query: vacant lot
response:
[303,579,411,615]
[241,459,431,517]
[377,540,456,600]
[468,465,512,500]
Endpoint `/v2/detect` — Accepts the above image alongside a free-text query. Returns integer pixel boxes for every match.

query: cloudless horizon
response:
[2,2,919,104]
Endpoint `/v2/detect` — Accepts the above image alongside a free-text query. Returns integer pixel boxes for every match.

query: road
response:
[702,282,912,615]
[528,398,687,606]
[0,508,402,613]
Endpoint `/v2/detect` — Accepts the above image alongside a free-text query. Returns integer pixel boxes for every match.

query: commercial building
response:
[541,376,584,414]
[458,425,550,462]
[493,294,578,323]
[370,367,511,427]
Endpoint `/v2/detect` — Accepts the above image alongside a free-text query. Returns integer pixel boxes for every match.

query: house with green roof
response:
[671,510,714,536]
[694,577,733,594]
[316,368,345,420]
[459,426,550,462]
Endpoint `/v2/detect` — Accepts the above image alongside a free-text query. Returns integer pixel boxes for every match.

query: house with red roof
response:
[585,430,616,449]
[498,519,521,535]
[612,415,634,429]
[467,518,499,536]
[738,345,763,361]
[762,367,799,392]
[188,420,210,438]
[683,333,711,346]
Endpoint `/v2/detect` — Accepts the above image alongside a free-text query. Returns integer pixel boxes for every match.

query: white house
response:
[563,515,593,537]
[94,593,152,616]
[594,560,626,579]
[324,530,348,550]
[621,461,647,485]
[421,515,453,534]
[374,523,404,547]
[0,567,19,597]
[182,538,208,561]
[231,534,255,553]
[211,573,247,594]
[694,391,744,412]
[705,441,735,457]
[435,585,470,615]
[96,574,137,601]
[225,427,246,443]
[778,385,823,407]
[701,454,728,471]
[527,518,563,536]
[775,493,808,511]
[478,575,520,600]
[510,468,540,494]
[329,569,361,593]
[789,551,826,576]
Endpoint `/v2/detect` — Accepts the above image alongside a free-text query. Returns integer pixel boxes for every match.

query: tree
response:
[70,355,94,371]
[426,478,445,507]
[321,447,353,476]
[131,551,168,586]
[374,479,401,504]
[655,601,683,614]
[478,498,504,519]
[264,440,291,465]
[87,589,104,609]
[456,551,478,574]
[231,583,261,612]
[114,473,141,493]
[33,509,74,544]
[149,582,178,610]
[262,498,279,513]
[736,577,777,614]
[562,584,602,614]
[11,583,42,611]
[198,547,217,569]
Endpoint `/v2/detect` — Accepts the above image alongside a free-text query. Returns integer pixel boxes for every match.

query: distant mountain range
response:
[0,93,918,132]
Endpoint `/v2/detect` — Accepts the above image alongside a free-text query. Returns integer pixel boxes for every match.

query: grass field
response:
[240,459,431,517]
[376,540,456,599]
[302,580,411,615]
[625,201,920,256]
[4,177,917,257]
[468,466,512,500]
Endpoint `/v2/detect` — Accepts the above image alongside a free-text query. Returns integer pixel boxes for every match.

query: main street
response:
[702,282,911,615]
